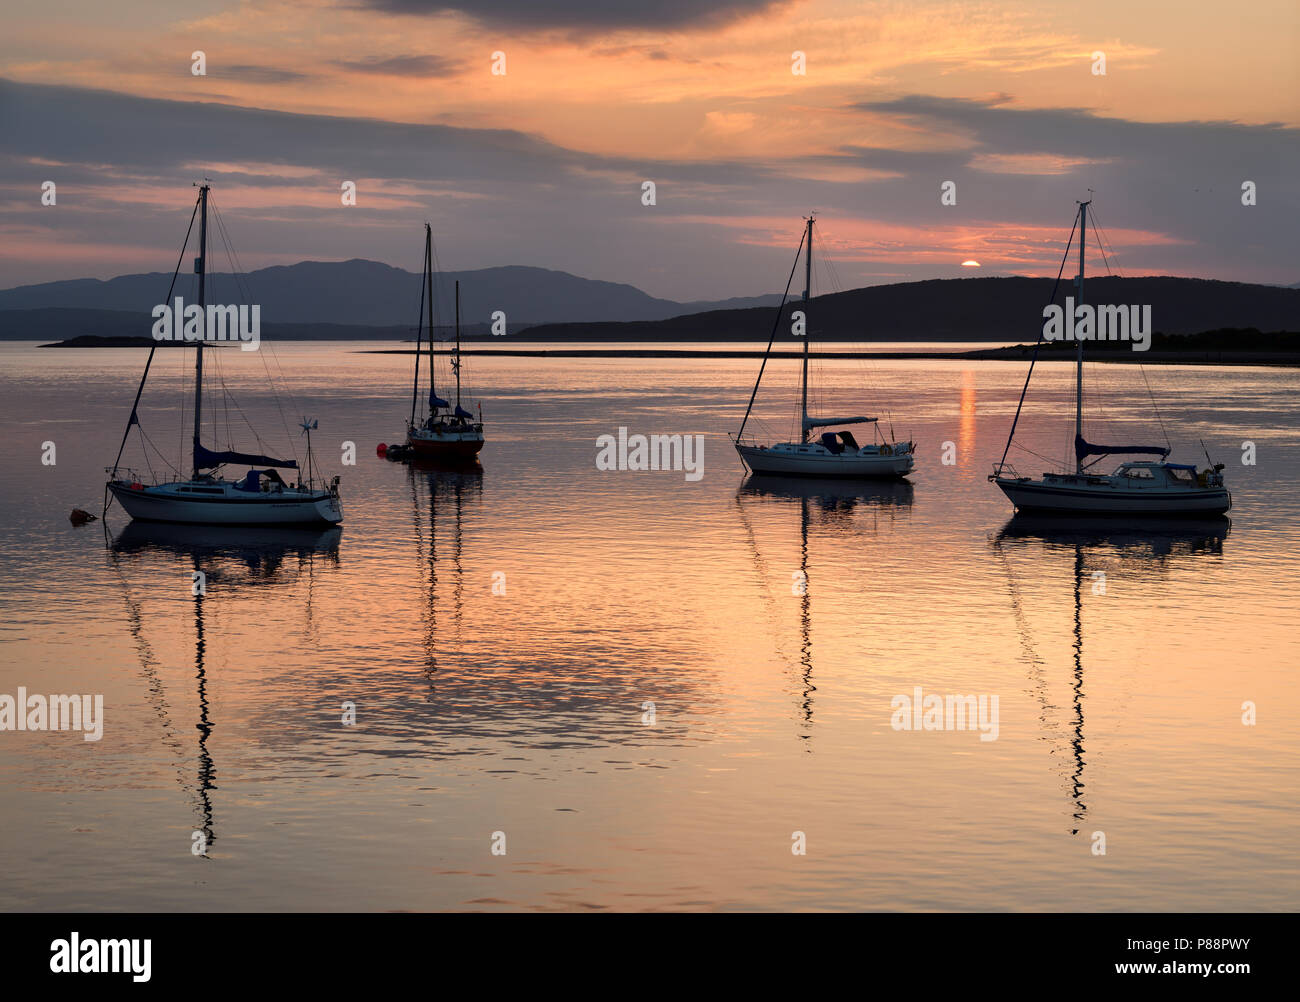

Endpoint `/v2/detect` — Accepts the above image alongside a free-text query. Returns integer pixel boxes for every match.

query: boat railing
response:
[988,462,1024,481]
[107,468,208,486]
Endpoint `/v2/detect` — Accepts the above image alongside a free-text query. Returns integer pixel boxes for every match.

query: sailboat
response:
[732,214,915,478]
[405,224,484,462]
[105,184,343,526]
[989,199,1230,515]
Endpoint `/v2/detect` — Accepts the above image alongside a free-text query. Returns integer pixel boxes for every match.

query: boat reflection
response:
[737,475,914,739]
[106,522,341,851]
[996,513,1229,558]
[409,461,482,684]
[991,514,1228,834]
[741,474,913,527]
[110,522,341,579]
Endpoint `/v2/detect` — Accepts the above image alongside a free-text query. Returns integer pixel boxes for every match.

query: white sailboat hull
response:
[993,477,1230,515]
[737,443,913,479]
[108,481,343,525]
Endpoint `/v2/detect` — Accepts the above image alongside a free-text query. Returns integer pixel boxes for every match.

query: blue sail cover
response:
[194,441,298,470]
[454,405,474,420]
[803,415,877,431]
[1074,435,1170,463]
[429,392,451,409]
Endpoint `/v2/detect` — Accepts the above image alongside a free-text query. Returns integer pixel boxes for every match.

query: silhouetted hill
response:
[513,276,1300,341]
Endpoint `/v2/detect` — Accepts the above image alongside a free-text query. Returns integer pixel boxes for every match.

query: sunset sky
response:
[2,0,1297,298]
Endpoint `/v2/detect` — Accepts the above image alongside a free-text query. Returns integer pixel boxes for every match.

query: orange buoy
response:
[130,481,143,490]
[376,443,388,456]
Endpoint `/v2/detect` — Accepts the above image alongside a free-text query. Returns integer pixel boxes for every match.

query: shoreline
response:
[358,346,1300,367]
[27,337,1300,367]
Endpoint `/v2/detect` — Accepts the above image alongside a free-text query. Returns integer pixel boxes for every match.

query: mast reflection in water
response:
[409,460,482,687]
[107,522,342,849]
[992,514,1229,834]
[736,475,913,739]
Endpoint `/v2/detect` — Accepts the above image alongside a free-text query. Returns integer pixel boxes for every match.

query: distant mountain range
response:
[1,269,1295,343]
[0,260,785,332]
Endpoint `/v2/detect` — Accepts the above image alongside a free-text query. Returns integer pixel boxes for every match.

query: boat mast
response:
[192,183,209,480]
[410,228,426,429]
[454,279,461,410]
[800,214,813,443]
[1075,200,1088,474]
[425,224,436,413]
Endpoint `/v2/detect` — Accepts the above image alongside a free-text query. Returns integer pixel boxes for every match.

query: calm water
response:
[0,341,1296,911]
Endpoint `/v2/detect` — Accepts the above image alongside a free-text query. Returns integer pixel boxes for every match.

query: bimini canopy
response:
[237,468,287,491]
[194,441,298,470]
[802,415,877,431]
[1074,434,1170,464]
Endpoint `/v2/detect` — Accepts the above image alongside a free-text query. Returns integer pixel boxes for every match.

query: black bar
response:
[0,912,1281,989]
